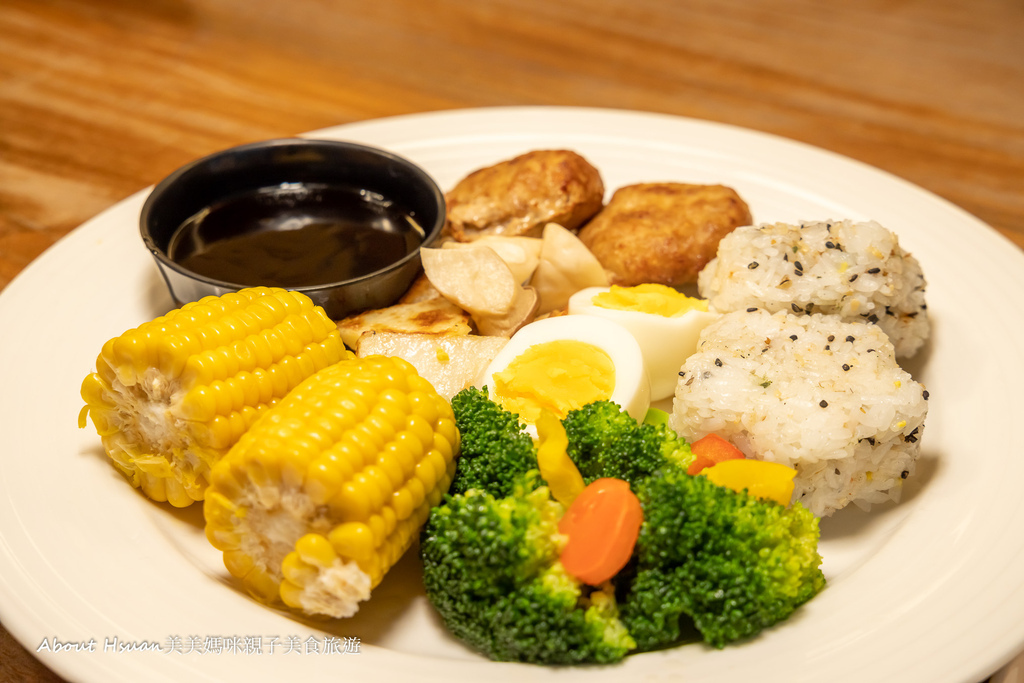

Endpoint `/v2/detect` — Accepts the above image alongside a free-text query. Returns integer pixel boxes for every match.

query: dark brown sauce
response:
[167,183,424,287]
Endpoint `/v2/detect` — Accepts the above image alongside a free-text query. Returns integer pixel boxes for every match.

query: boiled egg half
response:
[568,284,720,401]
[476,315,651,433]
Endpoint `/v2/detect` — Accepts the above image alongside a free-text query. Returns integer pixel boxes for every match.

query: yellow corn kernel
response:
[279,579,306,610]
[206,526,241,552]
[245,568,281,604]
[281,552,319,586]
[79,287,349,507]
[391,486,415,520]
[295,533,339,569]
[304,455,353,506]
[222,549,256,577]
[204,491,241,529]
[203,355,460,618]
[329,522,375,560]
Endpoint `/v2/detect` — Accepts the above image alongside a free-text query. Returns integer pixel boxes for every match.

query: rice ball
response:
[697,220,929,357]
[670,309,928,516]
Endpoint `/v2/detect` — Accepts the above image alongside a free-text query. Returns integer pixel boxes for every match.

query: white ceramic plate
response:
[2,107,1023,683]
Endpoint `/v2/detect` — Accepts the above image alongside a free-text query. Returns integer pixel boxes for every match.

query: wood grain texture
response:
[1,0,1022,679]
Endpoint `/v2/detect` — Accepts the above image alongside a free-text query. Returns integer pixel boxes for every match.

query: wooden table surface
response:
[1,0,1022,680]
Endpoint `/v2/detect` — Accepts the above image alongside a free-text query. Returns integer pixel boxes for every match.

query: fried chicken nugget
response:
[577,183,752,286]
[444,150,604,241]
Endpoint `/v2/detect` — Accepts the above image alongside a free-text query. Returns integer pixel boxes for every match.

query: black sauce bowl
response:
[140,138,445,320]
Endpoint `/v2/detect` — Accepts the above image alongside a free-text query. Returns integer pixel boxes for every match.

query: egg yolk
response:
[491,340,615,423]
[591,283,708,317]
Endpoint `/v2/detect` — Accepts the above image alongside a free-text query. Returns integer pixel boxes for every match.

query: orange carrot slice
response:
[558,478,642,585]
[687,433,746,475]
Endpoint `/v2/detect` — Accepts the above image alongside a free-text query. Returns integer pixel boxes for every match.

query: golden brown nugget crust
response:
[578,183,752,286]
[444,150,605,241]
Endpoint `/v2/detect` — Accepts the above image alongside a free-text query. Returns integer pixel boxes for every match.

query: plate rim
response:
[2,105,1023,683]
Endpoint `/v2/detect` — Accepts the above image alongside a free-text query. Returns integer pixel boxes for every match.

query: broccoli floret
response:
[620,468,825,650]
[425,395,825,663]
[561,400,693,485]
[449,386,542,497]
[420,475,635,664]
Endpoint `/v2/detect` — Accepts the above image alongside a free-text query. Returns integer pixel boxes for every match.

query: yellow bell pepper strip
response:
[702,459,797,506]
[535,408,585,506]
[558,478,643,585]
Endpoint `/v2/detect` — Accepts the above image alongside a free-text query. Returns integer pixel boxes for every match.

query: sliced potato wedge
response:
[420,246,518,316]
[356,331,508,400]
[532,222,609,314]
[442,236,543,285]
[336,298,472,350]
[475,285,540,337]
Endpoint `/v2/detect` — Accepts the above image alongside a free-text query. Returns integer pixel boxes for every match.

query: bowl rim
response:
[138,137,446,294]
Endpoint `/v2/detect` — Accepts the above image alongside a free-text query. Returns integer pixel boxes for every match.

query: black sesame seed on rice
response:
[845,335,855,342]
[901,470,910,479]
[867,267,881,274]
[790,335,798,341]
[791,303,804,313]
[715,358,723,367]
[819,400,828,408]
[842,364,851,371]
[748,261,759,269]
[746,307,758,312]
[923,390,930,400]
[827,335,835,342]
[849,274,859,282]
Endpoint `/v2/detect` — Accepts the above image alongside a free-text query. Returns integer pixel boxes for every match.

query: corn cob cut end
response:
[80,287,349,507]
[204,355,460,618]
[278,534,372,618]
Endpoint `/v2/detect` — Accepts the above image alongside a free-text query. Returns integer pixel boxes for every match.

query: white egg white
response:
[567,286,720,401]
[476,315,651,432]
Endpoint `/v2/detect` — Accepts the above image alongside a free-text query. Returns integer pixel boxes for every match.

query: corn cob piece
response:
[203,355,460,618]
[79,287,350,507]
